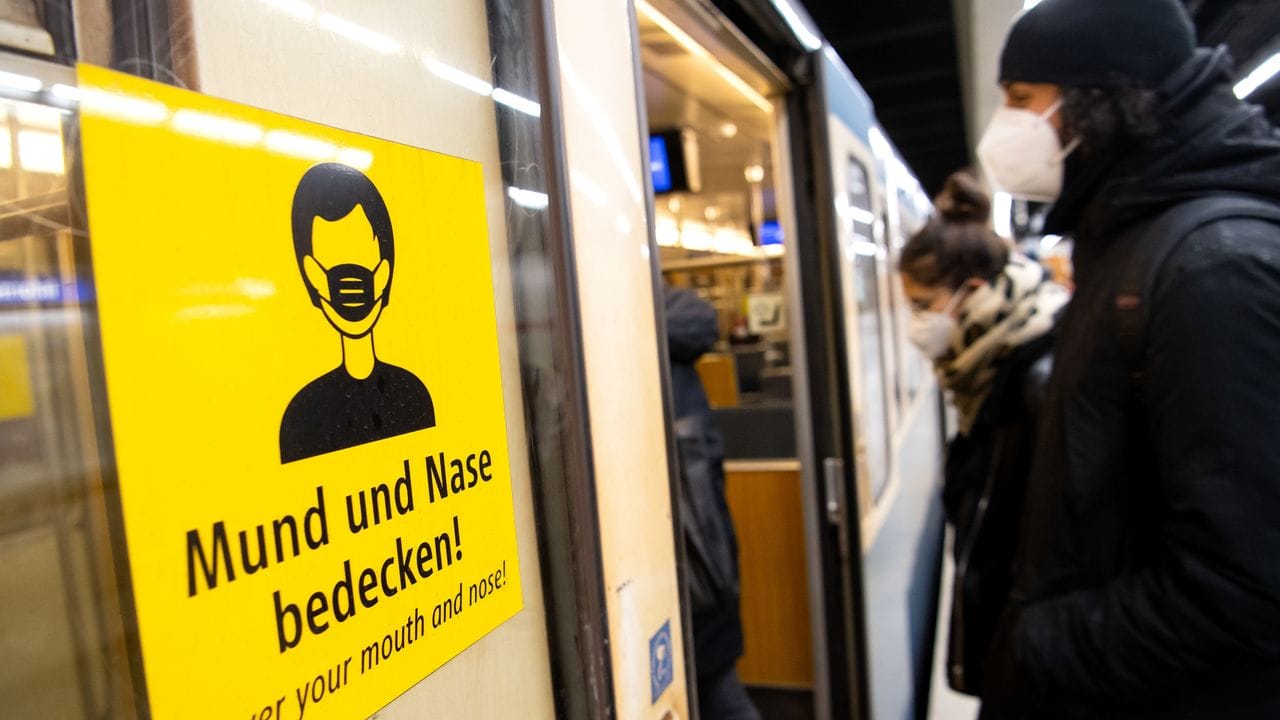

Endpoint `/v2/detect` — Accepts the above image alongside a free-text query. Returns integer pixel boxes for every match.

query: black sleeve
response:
[1014,227,1280,699]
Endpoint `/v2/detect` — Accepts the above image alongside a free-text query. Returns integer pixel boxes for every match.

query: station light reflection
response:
[491,88,541,118]
[259,0,315,22]
[423,55,494,97]
[254,0,540,118]
[316,12,403,54]
[173,109,264,146]
[50,84,79,102]
[80,87,168,124]
[993,191,1014,238]
[570,170,609,207]
[1235,53,1280,99]
[507,186,550,210]
[768,0,822,51]
[558,58,644,203]
[264,129,337,160]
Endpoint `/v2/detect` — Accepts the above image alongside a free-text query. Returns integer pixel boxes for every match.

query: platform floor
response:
[928,532,980,720]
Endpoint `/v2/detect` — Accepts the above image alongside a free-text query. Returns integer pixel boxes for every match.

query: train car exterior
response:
[0,1,944,719]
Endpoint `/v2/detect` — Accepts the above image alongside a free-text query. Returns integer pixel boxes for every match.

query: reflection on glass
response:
[846,158,892,501]
[0,87,135,717]
[894,183,928,403]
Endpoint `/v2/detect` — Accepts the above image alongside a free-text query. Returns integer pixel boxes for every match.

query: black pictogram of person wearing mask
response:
[279,163,435,464]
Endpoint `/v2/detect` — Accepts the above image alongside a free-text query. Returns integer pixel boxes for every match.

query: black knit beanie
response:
[999,0,1197,88]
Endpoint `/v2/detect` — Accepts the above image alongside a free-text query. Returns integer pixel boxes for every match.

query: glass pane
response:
[890,179,928,405]
[0,57,136,718]
[845,157,891,501]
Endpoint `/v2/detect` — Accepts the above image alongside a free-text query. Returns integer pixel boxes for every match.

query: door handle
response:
[823,457,845,526]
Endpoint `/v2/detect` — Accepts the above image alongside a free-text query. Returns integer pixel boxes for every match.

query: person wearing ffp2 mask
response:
[975,1,1280,718]
[899,170,1067,700]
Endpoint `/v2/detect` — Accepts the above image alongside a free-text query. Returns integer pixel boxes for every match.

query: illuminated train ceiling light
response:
[653,212,771,258]
[635,0,774,114]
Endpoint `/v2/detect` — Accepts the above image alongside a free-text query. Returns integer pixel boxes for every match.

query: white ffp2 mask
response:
[908,311,957,360]
[977,101,1080,203]
[907,291,965,360]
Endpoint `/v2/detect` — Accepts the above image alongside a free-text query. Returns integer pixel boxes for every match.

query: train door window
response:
[841,156,894,513]
[892,178,929,405]
[0,2,585,718]
[873,189,903,432]
[634,0,815,712]
[0,56,141,720]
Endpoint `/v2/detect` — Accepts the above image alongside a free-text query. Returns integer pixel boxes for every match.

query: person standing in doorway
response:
[664,286,760,720]
[976,1,1280,716]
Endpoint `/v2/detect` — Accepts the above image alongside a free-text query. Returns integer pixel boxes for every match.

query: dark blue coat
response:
[665,287,744,680]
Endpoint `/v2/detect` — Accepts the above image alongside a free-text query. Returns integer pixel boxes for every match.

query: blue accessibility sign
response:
[650,620,674,703]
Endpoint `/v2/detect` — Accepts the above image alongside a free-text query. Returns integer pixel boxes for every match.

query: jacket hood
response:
[665,286,719,364]
[1046,48,1280,246]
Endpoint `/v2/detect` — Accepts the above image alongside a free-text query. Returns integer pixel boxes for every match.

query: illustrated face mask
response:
[316,259,384,322]
[977,100,1081,203]
[907,290,965,360]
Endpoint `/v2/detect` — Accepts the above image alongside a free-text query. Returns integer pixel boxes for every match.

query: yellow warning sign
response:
[78,65,523,720]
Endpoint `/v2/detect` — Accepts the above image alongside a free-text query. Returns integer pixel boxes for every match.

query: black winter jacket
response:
[944,334,1054,697]
[983,49,1280,718]
[665,287,744,680]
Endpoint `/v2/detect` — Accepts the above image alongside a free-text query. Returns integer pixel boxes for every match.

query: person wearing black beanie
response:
[974,1,1280,719]
[999,0,1196,88]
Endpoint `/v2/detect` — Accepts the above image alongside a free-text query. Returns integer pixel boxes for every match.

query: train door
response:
[0,1,690,719]
[631,1,830,716]
[803,50,948,720]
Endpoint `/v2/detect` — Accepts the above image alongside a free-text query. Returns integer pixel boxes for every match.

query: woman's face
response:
[901,273,980,316]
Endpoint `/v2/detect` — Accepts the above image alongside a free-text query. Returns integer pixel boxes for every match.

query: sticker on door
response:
[78,63,524,720]
[650,620,674,703]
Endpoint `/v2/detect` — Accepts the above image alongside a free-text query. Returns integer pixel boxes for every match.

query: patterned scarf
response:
[937,256,1069,434]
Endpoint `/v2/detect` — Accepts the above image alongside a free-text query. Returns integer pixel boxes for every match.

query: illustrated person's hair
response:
[900,170,1009,290]
[1060,78,1162,156]
[291,163,395,306]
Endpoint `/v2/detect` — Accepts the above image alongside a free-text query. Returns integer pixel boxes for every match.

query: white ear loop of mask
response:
[1042,99,1082,159]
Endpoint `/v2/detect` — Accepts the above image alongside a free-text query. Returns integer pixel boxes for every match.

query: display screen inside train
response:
[649,129,700,194]
[650,135,673,193]
[760,220,783,246]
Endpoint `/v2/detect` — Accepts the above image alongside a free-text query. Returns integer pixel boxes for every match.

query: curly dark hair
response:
[1060,79,1162,156]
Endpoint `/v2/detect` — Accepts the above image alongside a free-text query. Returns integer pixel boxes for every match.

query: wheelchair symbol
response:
[650,620,673,703]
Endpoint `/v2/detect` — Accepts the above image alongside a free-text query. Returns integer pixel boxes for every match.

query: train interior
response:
[636,1,812,714]
[636,3,948,719]
[0,58,134,717]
